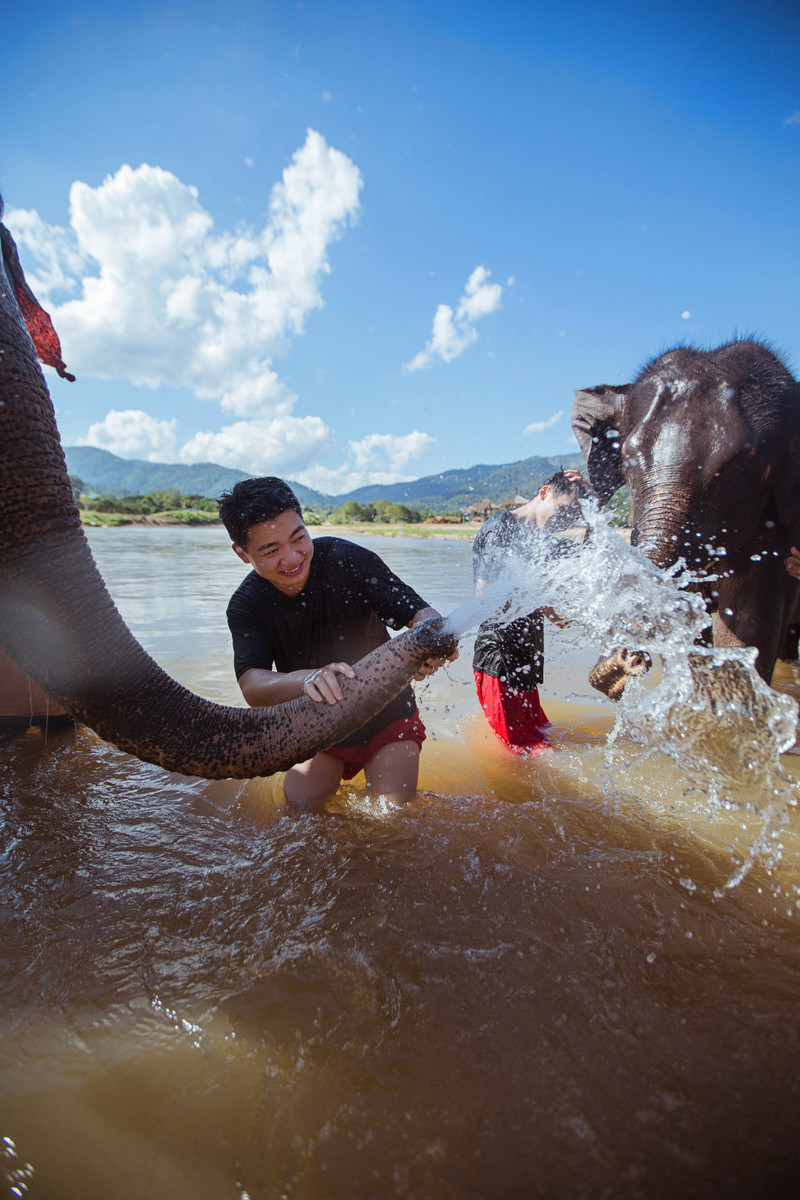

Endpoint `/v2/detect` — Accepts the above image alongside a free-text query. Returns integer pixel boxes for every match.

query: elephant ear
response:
[0,223,75,381]
[571,384,630,505]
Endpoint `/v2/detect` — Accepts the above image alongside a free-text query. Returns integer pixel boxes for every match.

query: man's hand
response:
[408,606,459,675]
[563,467,598,501]
[301,661,357,704]
[413,647,459,681]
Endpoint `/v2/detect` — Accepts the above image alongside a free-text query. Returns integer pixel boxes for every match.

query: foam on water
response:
[443,503,799,884]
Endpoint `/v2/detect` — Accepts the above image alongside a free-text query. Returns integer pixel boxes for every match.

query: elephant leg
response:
[779,623,800,663]
[778,593,800,662]
[713,565,800,683]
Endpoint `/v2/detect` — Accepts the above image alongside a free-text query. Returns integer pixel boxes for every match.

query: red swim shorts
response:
[473,670,550,755]
[323,712,427,781]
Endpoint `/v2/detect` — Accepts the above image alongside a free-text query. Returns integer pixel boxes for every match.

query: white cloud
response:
[6,130,375,478]
[404,265,502,371]
[784,111,800,126]
[295,431,437,495]
[9,135,440,491]
[4,207,88,298]
[77,409,177,461]
[180,413,332,476]
[523,410,562,436]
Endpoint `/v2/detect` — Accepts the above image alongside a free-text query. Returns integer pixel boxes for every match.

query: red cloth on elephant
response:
[0,223,75,381]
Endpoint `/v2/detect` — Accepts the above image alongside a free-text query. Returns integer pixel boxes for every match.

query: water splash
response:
[442,504,799,885]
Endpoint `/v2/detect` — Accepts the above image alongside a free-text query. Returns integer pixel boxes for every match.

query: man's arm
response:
[238,662,357,708]
[227,586,358,708]
[408,605,439,627]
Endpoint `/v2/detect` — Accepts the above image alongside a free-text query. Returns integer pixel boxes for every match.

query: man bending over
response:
[219,477,454,810]
[472,469,590,753]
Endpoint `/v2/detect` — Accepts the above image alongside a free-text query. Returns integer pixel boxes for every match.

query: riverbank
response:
[312,521,478,540]
[80,510,220,528]
[80,512,480,538]
[79,514,631,542]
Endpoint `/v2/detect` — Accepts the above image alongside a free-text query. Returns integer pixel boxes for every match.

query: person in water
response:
[219,477,456,810]
[472,469,591,754]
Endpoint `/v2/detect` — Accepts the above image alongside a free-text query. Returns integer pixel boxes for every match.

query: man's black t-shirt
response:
[226,537,429,748]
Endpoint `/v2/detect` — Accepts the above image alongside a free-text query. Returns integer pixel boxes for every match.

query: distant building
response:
[463,499,495,522]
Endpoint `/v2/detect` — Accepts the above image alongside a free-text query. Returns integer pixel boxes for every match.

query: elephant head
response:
[573,340,800,681]
[0,201,455,777]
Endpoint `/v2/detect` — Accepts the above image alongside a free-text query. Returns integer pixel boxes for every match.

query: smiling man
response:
[218,477,454,810]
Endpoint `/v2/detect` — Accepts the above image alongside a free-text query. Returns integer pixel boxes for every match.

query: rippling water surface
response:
[2,526,800,1199]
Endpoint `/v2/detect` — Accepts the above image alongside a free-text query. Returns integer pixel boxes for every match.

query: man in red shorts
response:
[472,469,590,755]
[219,477,455,810]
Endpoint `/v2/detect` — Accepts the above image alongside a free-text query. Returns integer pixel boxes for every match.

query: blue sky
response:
[3,0,799,494]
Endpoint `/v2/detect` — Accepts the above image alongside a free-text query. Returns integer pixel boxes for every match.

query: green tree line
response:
[68,475,631,527]
[71,480,219,516]
[328,499,432,524]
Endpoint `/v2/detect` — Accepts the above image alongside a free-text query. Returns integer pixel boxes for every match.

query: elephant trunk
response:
[0,539,450,777]
[1,242,453,780]
[630,474,698,570]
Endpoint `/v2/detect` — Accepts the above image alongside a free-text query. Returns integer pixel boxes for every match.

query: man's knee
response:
[284,753,344,810]
[364,740,420,798]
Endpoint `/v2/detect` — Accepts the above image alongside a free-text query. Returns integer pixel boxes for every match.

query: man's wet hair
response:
[218,477,303,546]
[542,469,590,502]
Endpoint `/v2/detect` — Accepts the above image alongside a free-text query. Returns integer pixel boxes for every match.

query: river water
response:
[2,526,800,1199]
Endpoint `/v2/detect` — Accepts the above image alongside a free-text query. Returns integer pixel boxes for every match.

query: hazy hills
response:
[64,445,585,515]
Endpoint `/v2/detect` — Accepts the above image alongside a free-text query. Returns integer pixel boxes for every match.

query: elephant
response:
[572,339,800,684]
[0,198,455,778]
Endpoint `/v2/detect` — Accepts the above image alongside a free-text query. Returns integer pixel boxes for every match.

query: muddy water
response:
[2,528,800,1199]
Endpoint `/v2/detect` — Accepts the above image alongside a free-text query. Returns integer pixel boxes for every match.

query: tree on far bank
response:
[80,490,219,516]
[605,487,632,527]
[332,501,376,523]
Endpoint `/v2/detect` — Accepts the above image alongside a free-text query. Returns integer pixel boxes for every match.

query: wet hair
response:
[218,477,303,546]
[542,469,590,503]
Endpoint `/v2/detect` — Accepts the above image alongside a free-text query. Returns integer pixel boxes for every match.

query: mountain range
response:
[63,445,585,515]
